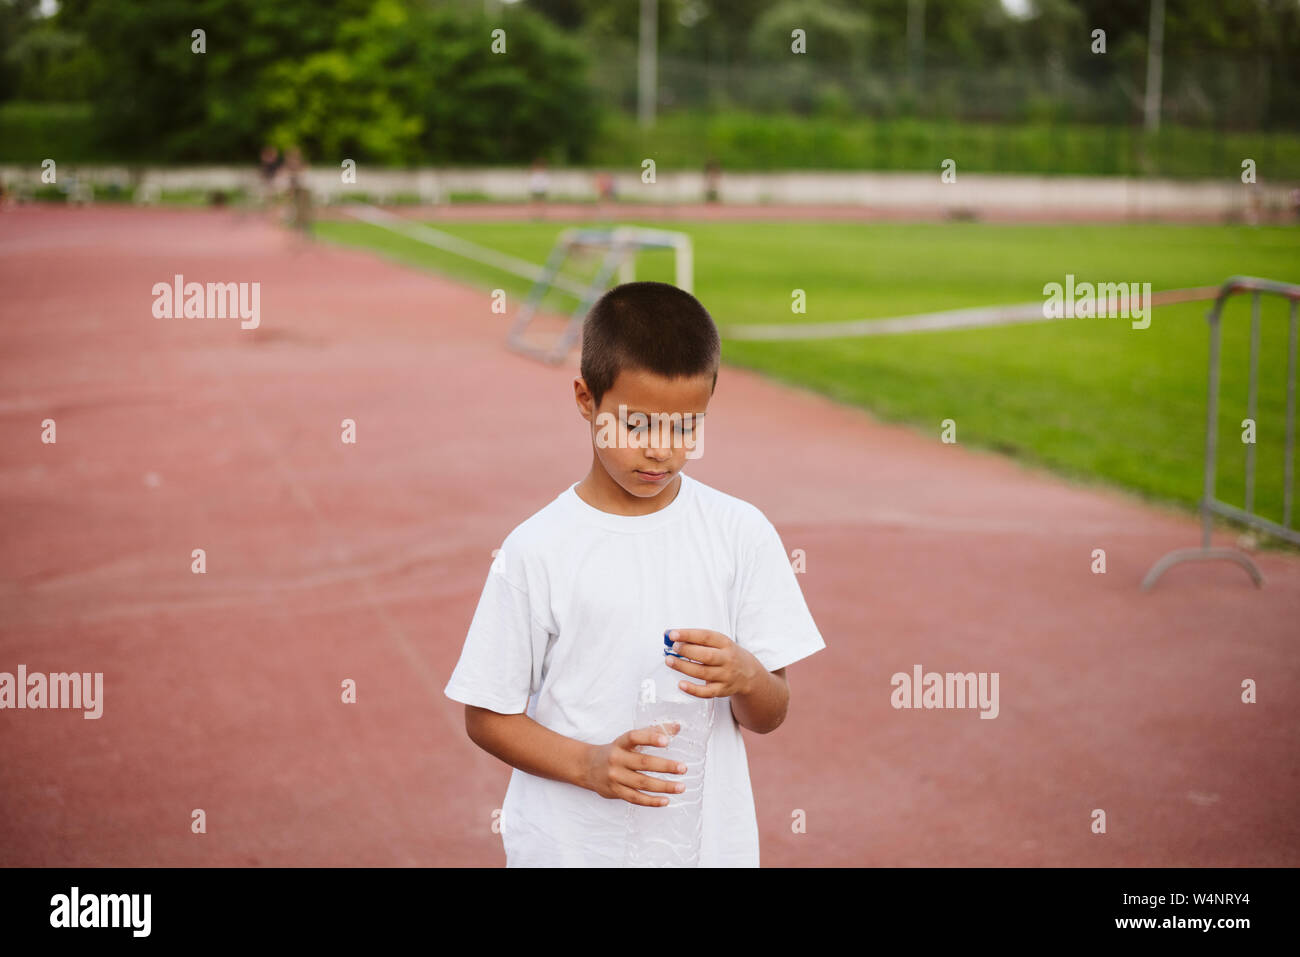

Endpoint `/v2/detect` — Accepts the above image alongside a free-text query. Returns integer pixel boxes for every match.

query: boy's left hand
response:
[665,629,762,699]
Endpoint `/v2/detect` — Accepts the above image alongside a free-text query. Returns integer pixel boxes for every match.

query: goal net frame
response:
[507,226,694,365]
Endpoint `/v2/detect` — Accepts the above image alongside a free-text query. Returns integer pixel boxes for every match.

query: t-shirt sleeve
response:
[444,546,549,715]
[733,514,826,673]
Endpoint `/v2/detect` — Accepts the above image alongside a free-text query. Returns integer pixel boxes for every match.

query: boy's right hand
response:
[582,724,688,807]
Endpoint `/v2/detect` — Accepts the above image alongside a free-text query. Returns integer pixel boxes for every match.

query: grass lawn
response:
[313,216,1300,533]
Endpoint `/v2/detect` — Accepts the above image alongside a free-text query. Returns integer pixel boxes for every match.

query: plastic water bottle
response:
[624,631,715,867]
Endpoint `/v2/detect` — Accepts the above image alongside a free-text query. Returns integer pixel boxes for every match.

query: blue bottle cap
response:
[663,630,688,659]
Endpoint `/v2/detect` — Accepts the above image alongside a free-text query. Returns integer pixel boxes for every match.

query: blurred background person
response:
[284,146,312,237]
[594,169,617,215]
[258,144,283,212]
[528,157,550,219]
[704,158,722,204]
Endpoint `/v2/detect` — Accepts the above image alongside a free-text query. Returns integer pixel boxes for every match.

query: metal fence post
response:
[1142,275,1300,590]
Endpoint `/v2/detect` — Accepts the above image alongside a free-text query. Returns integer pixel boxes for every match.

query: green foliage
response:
[568,0,1299,129]
[748,1,870,64]
[6,98,1300,178]
[588,110,1300,178]
[0,101,98,161]
[34,0,598,165]
[2,0,1296,167]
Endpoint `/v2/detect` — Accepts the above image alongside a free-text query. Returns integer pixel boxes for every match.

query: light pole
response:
[907,0,925,93]
[639,0,658,129]
[1144,0,1165,133]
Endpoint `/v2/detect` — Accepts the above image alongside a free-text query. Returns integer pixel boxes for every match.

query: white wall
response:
[2,164,1295,219]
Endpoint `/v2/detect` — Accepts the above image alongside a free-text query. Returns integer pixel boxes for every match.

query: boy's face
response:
[575,367,714,502]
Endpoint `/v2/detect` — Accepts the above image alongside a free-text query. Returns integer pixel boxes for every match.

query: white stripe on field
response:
[720,287,1221,341]
[344,204,592,298]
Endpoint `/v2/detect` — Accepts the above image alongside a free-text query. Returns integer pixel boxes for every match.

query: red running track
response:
[1,205,1297,866]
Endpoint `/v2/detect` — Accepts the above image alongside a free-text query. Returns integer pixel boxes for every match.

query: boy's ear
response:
[573,376,595,421]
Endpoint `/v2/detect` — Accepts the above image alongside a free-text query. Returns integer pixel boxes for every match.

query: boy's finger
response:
[667,656,713,679]
[629,751,687,776]
[628,724,678,748]
[676,679,728,699]
[667,628,724,648]
[616,784,671,808]
[668,642,720,665]
[617,768,684,795]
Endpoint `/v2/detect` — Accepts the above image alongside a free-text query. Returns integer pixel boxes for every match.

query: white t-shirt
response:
[444,472,826,866]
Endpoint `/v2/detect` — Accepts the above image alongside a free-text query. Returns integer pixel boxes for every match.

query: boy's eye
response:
[621,421,695,433]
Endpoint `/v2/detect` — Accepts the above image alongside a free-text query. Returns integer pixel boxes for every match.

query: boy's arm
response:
[729,666,789,735]
[464,705,687,806]
[464,705,591,789]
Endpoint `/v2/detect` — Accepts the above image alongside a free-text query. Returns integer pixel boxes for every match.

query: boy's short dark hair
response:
[580,281,720,407]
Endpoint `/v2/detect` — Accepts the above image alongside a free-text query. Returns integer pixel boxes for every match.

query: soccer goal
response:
[507,226,694,364]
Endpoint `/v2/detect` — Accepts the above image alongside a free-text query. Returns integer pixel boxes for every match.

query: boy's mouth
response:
[635,469,671,483]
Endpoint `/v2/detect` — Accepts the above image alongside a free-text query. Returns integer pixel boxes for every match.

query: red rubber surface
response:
[1,205,1296,866]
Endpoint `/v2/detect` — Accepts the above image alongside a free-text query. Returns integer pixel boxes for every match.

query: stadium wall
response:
[2,165,1295,222]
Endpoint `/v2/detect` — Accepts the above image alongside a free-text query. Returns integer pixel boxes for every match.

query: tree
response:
[55,0,599,163]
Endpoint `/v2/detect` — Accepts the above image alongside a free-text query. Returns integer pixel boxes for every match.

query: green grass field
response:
[314,216,1300,534]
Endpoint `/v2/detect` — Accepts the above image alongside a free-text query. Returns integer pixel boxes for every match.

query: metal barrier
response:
[1143,276,1300,590]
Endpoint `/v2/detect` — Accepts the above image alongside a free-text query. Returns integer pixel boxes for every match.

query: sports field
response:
[316,217,1300,525]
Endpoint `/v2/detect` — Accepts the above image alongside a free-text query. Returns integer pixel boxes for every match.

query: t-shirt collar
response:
[564,472,695,532]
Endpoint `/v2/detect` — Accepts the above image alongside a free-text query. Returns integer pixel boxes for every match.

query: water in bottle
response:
[624,631,715,867]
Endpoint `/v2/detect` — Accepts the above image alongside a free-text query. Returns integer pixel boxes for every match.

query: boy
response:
[444,281,825,866]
